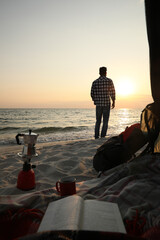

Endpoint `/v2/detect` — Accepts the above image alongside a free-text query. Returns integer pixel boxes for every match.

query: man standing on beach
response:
[91,66,116,139]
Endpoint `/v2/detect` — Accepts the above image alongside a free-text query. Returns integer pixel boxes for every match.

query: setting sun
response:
[116,78,135,96]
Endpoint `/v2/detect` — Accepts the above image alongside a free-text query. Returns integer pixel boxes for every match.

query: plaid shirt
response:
[91,76,116,106]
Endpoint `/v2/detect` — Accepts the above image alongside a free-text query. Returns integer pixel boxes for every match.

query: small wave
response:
[0,127,20,132]
[34,126,87,134]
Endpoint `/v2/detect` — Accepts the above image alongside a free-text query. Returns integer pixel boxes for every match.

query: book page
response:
[38,195,83,232]
[80,200,126,233]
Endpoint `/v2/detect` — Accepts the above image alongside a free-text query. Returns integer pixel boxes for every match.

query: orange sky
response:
[0,0,152,109]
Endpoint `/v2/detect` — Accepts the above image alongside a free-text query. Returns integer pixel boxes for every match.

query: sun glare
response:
[116,78,135,96]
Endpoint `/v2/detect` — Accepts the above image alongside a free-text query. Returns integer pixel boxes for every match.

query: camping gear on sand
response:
[93,124,147,172]
[15,130,39,190]
[93,102,160,172]
[140,102,160,153]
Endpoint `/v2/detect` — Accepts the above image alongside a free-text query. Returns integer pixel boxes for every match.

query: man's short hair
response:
[99,67,107,75]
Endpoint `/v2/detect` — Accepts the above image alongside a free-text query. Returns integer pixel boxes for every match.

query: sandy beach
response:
[0,138,107,195]
[1,136,160,239]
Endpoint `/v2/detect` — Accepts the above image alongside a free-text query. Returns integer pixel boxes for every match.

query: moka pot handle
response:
[15,133,24,145]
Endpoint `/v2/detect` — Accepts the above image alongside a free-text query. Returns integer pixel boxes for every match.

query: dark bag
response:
[93,124,147,172]
[141,102,160,153]
[93,136,128,172]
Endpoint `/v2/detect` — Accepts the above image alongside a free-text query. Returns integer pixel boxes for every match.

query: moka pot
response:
[16,130,39,157]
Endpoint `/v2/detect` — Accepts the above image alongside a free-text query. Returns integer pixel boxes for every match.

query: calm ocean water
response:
[0,108,143,146]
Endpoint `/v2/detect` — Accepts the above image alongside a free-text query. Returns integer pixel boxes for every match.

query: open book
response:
[38,195,126,233]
